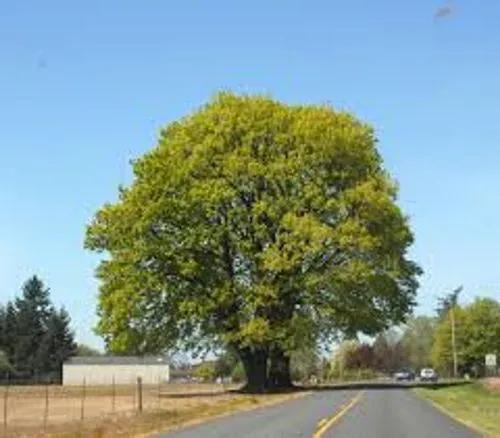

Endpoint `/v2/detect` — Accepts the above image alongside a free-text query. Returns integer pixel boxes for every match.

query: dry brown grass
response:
[484,378,500,392]
[0,384,306,437]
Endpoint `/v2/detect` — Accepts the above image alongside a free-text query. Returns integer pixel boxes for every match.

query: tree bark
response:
[239,348,269,393]
[268,347,293,389]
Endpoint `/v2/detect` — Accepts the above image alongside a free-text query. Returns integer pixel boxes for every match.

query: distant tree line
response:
[0,276,77,382]
[328,320,434,380]
[329,292,500,380]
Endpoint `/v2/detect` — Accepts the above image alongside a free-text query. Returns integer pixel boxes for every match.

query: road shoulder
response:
[146,390,310,437]
[414,386,489,437]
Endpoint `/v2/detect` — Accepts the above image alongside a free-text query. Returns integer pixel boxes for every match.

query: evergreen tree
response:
[436,286,462,319]
[0,276,77,380]
[2,302,18,365]
[39,308,77,378]
[0,351,12,376]
[0,306,5,352]
[75,343,102,357]
[13,276,52,377]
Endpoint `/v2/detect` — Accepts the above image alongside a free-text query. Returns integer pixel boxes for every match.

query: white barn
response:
[63,356,170,386]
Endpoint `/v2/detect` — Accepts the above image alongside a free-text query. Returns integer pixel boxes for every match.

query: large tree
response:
[86,93,420,391]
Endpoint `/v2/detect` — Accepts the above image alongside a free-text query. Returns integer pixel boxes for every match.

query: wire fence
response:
[0,379,235,437]
[0,377,170,437]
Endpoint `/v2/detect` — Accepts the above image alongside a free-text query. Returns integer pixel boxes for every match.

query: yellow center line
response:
[312,390,365,438]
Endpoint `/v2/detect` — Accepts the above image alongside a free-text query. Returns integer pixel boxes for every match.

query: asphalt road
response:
[157,388,480,438]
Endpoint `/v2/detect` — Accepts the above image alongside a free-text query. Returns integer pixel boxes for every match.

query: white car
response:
[420,368,438,382]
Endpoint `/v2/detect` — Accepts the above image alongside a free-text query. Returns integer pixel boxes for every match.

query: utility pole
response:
[437,286,462,378]
[449,286,462,379]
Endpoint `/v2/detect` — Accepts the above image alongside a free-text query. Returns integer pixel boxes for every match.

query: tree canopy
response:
[436,286,462,320]
[76,344,102,357]
[86,93,420,391]
[432,298,500,376]
[401,315,436,371]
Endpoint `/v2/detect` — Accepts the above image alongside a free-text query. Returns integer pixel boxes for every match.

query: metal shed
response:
[62,356,170,386]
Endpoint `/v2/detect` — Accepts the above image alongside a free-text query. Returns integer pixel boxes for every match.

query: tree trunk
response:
[239,348,269,393]
[268,347,293,389]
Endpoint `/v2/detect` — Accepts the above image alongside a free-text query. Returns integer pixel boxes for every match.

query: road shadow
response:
[160,380,472,397]
[299,380,472,391]
[160,390,231,398]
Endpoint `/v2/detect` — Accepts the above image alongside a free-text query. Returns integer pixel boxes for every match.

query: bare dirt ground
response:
[0,383,238,436]
[483,377,500,392]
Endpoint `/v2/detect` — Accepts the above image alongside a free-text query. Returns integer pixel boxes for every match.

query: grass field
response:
[415,381,500,437]
[0,383,305,437]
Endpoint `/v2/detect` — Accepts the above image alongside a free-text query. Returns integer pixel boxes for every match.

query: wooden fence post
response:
[132,378,136,410]
[158,376,161,409]
[80,378,86,421]
[137,377,143,413]
[112,375,116,412]
[3,385,8,432]
[43,383,49,430]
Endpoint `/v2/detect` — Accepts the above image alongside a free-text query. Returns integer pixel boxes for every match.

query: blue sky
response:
[1,1,499,349]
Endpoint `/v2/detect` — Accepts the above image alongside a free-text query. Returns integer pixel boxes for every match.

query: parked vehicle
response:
[420,368,438,382]
[393,369,415,381]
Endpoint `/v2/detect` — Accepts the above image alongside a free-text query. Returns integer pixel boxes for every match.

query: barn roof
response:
[65,356,169,366]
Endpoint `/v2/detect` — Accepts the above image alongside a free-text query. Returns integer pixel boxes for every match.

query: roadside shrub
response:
[231,362,246,383]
